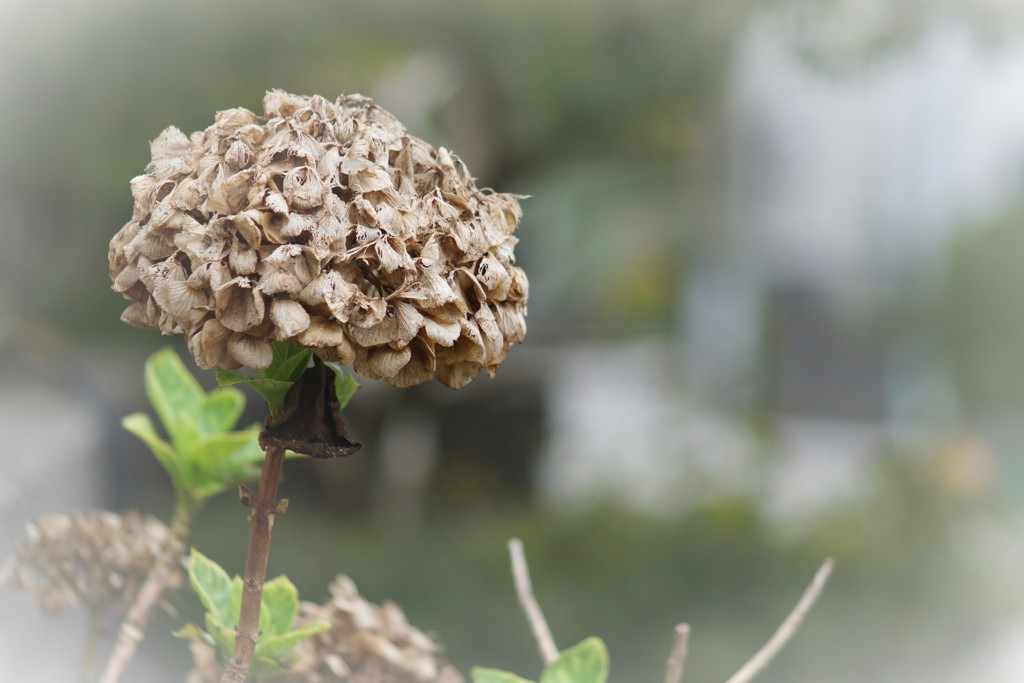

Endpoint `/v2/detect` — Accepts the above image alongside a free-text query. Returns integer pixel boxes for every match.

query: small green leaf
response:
[205,611,236,658]
[472,668,535,683]
[256,620,330,659]
[216,342,312,417]
[215,367,247,389]
[539,638,609,683]
[249,654,293,679]
[260,575,299,638]
[122,413,183,491]
[188,549,235,630]
[145,347,206,450]
[181,428,265,490]
[216,371,295,418]
[267,341,312,383]
[196,388,246,434]
[326,363,359,409]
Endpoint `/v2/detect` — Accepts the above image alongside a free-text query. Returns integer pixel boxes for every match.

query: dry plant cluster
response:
[0,510,173,617]
[109,90,528,389]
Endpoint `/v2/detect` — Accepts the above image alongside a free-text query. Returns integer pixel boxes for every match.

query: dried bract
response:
[1,510,172,616]
[186,574,463,683]
[110,91,528,388]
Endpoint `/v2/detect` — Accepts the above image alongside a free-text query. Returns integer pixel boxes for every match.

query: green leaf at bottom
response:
[540,638,609,683]
[472,668,535,683]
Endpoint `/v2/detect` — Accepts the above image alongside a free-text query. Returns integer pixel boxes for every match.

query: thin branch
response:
[221,445,287,683]
[508,538,558,664]
[81,609,101,683]
[97,506,191,683]
[724,558,834,683]
[663,623,691,683]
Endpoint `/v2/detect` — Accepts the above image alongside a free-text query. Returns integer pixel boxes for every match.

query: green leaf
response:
[122,413,183,490]
[188,549,236,630]
[326,362,359,410]
[145,347,206,450]
[249,654,293,679]
[256,620,330,660]
[472,669,536,683]
[205,611,236,658]
[216,341,312,418]
[196,387,246,434]
[181,428,264,488]
[216,367,247,389]
[260,576,299,638]
[216,371,295,418]
[540,638,609,683]
[267,341,312,383]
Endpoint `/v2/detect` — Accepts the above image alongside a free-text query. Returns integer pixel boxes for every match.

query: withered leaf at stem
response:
[259,356,361,458]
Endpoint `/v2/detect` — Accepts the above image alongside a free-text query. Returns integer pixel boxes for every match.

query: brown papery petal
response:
[225,140,254,170]
[347,296,388,329]
[361,345,412,380]
[214,277,265,332]
[422,314,460,347]
[150,126,190,161]
[207,168,254,215]
[269,298,311,339]
[476,254,511,300]
[346,301,424,347]
[227,334,273,370]
[299,270,361,319]
[298,317,349,348]
[435,360,481,390]
[389,337,437,388]
[188,318,232,369]
[283,166,326,211]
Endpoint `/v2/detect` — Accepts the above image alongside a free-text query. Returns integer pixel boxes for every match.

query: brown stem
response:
[97,505,190,683]
[220,445,287,682]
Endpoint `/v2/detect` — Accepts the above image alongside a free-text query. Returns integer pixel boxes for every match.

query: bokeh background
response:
[3,0,1024,681]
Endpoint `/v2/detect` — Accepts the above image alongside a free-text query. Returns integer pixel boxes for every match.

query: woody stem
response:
[220,444,287,683]
[97,504,191,683]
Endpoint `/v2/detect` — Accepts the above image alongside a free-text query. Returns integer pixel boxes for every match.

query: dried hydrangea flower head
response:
[109,90,528,389]
[186,574,463,683]
[0,510,172,616]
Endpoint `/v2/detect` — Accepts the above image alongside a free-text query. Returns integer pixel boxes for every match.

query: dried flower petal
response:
[227,333,273,369]
[270,298,312,339]
[189,318,232,369]
[214,277,266,332]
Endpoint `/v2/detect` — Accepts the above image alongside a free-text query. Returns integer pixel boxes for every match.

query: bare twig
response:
[97,506,190,683]
[724,558,834,683]
[221,445,287,683]
[508,538,558,664]
[81,610,101,683]
[663,623,691,683]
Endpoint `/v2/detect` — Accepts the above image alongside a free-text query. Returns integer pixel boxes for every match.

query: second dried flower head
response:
[109,90,527,389]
